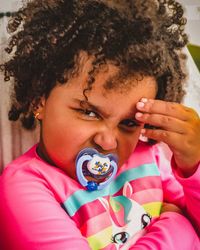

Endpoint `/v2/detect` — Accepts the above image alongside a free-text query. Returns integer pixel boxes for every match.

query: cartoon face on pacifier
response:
[87,155,111,176]
[75,148,118,191]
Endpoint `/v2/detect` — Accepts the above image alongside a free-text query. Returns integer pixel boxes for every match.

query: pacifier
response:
[75,148,118,191]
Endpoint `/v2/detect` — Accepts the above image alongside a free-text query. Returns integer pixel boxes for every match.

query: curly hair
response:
[1,0,188,129]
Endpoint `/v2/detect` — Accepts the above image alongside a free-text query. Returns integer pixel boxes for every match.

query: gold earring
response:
[34,112,40,119]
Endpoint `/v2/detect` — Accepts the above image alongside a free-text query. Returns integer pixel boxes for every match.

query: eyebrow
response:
[72,98,137,120]
[72,98,111,118]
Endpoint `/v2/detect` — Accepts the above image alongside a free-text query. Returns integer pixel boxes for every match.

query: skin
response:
[136,98,200,177]
[35,57,157,180]
[35,53,200,182]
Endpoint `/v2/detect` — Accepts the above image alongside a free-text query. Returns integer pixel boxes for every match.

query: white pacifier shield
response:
[87,154,111,175]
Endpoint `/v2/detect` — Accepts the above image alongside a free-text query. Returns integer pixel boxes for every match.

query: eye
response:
[112,232,129,244]
[119,119,140,129]
[76,108,100,119]
[84,109,97,117]
[141,213,151,229]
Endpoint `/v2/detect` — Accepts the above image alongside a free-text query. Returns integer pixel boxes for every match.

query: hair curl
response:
[1,0,188,130]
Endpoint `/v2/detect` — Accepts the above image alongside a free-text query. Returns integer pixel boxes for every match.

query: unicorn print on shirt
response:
[99,181,151,249]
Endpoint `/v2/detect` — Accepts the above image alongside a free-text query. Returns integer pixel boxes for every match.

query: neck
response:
[36,140,55,167]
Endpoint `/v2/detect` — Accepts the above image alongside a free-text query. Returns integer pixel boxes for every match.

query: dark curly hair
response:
[1,0,188,130]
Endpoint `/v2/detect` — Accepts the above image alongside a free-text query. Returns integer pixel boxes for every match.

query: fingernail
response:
[141,128,146,134]
[135,112,143,118]
[139,134,148,142]
[137,102,145,108]
[141,98,148,103]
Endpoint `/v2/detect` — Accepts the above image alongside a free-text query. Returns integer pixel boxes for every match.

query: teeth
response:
[87,154,111,176]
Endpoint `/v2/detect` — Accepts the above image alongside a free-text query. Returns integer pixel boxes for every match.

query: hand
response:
[161,202,183,215]
[135,98,200,176]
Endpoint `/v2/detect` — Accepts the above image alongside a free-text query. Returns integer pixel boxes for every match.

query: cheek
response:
[43,128,85,153]
[118,130,141,166]
[41,118,93,158]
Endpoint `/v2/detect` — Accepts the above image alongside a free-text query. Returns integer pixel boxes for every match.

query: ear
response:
[99,197,110,211]
[32,97,46,120]
[123,181,133,198]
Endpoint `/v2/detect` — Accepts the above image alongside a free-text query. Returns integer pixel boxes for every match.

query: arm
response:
[153,141,200,235]
[172,157,200,235]
[0,168,91,250]
[136,98,200,235]
[129,212,200,250]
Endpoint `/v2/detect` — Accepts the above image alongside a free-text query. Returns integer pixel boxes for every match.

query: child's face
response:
[37,59,157,180]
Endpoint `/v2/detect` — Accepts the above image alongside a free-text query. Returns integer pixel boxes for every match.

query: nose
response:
[93,127,117,151]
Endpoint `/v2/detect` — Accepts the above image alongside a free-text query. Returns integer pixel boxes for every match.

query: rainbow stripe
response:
[63,163,160,216]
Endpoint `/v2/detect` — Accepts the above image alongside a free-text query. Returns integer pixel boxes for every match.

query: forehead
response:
[67,62,157,116]
[89,72,157,103]
[50,54,157,120]
[84,74,157,121]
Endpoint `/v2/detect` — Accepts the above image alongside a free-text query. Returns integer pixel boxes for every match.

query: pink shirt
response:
[0,142,199,249]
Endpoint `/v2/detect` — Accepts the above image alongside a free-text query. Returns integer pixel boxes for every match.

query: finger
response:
[136,98,199,122]
[135,112,187,134]
[161,203,183,214]
[141,127,182,149]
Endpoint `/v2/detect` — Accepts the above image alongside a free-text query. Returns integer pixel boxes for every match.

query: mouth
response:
[82,161,114,182]
[75,147,118,191]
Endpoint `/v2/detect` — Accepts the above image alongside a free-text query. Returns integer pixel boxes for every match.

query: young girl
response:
[0,0,200,249]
